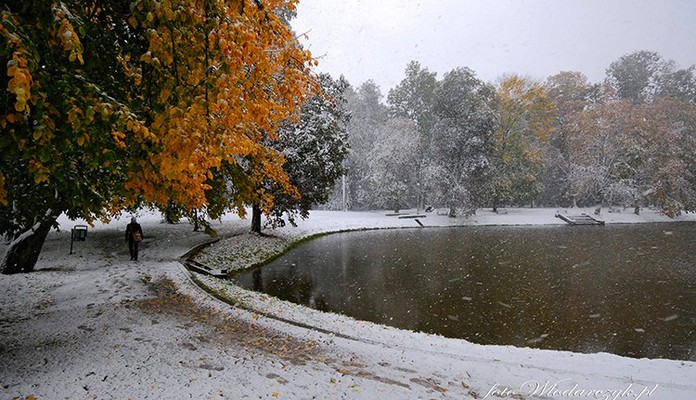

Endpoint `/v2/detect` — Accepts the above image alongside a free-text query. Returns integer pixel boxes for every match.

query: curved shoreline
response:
[186,208,696,399]
[192,207,696,333]
[194,219,696,362]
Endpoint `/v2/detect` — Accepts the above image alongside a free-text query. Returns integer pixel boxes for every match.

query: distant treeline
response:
[325,51,696,217]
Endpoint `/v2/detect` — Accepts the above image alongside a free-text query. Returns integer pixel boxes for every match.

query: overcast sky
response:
[292,0,696,93]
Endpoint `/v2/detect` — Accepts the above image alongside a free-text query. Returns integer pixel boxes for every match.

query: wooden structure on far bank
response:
[555,213,605,226]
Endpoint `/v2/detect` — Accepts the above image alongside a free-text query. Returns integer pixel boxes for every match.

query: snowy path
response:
[1,209,695,399]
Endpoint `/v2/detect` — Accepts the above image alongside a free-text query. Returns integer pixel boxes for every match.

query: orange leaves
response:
[128,15,138,28]
[158,87,172,103]
[152,0,177,23]
[2,11,40,118]
[0,0,319,216]
[4,113,19,124]
[76,133,90,147]
[112,0,318,212]
[1,113,23,130]
[98,104,113,121]
[111,130,126,148]
[66,105,83,130]
[53,5,84,64]
[117,53,134,77]
[6,51,32,113]
[139,50,152,63]
[28,160,50,184]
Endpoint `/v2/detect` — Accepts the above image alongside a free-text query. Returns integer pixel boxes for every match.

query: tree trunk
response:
[1,214,57,274]
[342,175,347,211]
[192,209,200,232]
[251,204,262,234]
[165,201,177,224]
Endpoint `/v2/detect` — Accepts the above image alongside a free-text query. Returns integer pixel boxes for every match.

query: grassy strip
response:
[189,273,243,307]
[245,231,329,270]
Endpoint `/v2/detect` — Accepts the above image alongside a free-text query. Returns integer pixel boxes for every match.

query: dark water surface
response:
[232,223,696,360]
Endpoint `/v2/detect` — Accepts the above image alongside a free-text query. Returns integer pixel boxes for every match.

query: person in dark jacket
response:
[125,217,143,261]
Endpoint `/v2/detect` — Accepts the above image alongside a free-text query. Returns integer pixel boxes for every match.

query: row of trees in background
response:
[327,51,696,217]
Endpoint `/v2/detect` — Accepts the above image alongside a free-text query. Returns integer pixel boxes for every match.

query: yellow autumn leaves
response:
[1,0,318,218]
[5,51,31,113]
[1,11,31,117]
[115,0,318,211]
[3,5,82,116]
[56,17,83,64]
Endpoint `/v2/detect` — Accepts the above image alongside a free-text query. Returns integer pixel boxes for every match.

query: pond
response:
[231,223,696,361]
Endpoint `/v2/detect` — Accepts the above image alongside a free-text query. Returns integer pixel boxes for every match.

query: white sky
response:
[292,0,696,92]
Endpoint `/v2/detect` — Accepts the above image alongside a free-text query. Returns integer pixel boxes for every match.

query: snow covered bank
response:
[1,208,694,399]
[194,208,696,399]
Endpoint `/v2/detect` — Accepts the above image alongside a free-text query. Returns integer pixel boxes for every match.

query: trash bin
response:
[72,225,88,241]
[70,225,88,254]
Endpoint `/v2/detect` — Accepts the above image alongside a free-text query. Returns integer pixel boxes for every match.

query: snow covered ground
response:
[1,208,695,399]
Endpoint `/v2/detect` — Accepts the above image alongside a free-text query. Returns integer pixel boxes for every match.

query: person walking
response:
[125,217,143,261]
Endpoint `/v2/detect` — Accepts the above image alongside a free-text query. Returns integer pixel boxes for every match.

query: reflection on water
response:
[232,223,696,361]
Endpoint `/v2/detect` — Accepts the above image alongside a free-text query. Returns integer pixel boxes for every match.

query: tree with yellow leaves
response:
[491,75,555,210]
[1,0,317,274]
